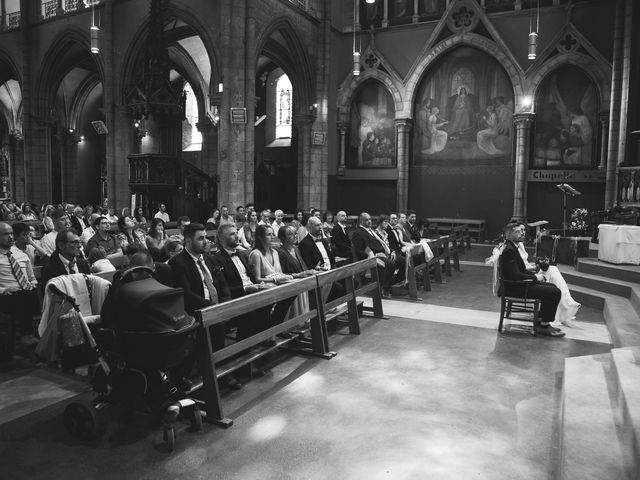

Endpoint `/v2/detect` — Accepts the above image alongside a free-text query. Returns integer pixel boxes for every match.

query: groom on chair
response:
[501,222,565,337]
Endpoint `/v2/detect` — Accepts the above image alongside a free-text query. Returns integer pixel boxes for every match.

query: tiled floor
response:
[0,265,612,480]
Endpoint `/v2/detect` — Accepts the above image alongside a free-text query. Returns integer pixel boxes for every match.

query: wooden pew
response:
[450,224,471,253]
[429,217,485,243]
[194,258,384,427]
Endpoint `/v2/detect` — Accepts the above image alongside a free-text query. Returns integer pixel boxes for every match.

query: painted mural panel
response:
[533,65,598,169]
[413,47,514,166]
[349,79,396,168]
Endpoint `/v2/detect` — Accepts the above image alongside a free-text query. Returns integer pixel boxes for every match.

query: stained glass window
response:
[275,74,292,139]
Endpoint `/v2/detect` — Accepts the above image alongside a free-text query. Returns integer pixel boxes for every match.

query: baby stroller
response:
[55,267,203,451]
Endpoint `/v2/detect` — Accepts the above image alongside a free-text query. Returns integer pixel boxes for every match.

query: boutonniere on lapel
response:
[211,265,224,275]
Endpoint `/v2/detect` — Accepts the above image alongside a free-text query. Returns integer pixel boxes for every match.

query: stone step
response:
[568,285,605,311]
[561,268,633,298]
[560,353,634,480]
[577,258,640,284]
[604,295,640,349]
[611,347,640,477]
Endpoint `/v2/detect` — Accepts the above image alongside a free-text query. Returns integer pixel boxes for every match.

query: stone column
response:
[395,118,412,212]
[512,113,534,221]
[337,122,348,175]
[616,0,634,167]
[1,0,6,31]
[382,0,389,28]
[412,0,419,23]
[598,112,609,171]
[605,0,626,208]
[217,0,248,210]
[294,114,316,209]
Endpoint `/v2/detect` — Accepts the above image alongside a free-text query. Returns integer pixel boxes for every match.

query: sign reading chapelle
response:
[528,169,606,183]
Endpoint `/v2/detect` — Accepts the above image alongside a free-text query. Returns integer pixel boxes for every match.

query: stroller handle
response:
[48,284,81,311]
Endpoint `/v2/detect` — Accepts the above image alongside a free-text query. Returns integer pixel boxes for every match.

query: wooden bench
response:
[194,258,384,427]
[429,217,485,243]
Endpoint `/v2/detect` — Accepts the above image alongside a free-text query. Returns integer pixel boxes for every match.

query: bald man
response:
[0,222,40,353]
[350,212,398,298]
[331,210,352,265]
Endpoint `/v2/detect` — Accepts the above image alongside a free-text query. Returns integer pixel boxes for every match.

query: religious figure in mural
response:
[413,46,514,165]
[476,105,504,155]
[533,65,597,168]
[349,80,396,168]
[422,107,449,155]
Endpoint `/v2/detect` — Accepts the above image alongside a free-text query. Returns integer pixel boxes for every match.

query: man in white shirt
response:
[81,213,101,247]
[0,222,39,350]
[271,209,285,235]
[154,203,170,223]
[218,205,235,226]
[258,209,271,226]
[40,210,71,257]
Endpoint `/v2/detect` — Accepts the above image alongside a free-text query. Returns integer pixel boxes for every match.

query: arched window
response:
[182,82,202,152]
[275,74,292,139]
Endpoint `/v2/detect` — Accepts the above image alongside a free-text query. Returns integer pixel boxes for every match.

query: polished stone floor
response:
[0,265,612,480]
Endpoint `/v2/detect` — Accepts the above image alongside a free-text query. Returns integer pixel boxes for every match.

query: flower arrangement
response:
[570,208,589,232]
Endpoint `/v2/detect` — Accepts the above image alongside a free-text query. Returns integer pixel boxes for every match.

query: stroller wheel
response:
[64,401,104,440]
[163,426,175,452]
[190,408,203,432]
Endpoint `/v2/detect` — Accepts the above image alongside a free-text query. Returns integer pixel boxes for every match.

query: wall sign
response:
[528,169,606,183]
[230,108,247,124]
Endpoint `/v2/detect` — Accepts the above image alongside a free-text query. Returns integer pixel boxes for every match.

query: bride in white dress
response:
[486,241,581,326]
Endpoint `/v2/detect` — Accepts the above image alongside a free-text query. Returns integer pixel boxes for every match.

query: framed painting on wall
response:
[348,79,396,169]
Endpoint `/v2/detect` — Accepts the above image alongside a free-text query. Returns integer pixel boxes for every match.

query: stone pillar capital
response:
[599,111,610,125]
[337,121,349,134]
[293,114,315,128]
[513,113,535,128]
[394,118,413,132]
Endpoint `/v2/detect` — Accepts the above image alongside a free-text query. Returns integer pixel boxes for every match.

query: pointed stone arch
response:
[405,33,524,117]
[0,47,21,85]
[337,69,405,123]
[34,26,105,119]
[119,2,221,105]
[254,16,315,114]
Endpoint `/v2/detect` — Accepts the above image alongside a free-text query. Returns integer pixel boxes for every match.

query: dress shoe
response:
[219,375,243,390]
[381,289,392,299]
[537,326,565,337]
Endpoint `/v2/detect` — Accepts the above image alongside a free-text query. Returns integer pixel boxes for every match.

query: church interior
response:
[1,0,640,478]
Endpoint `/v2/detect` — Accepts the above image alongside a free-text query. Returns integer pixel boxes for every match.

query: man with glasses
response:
[41,229,90,284]
[86,216,119,256]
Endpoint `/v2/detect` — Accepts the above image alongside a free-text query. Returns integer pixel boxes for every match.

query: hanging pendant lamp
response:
[528,0,539,60]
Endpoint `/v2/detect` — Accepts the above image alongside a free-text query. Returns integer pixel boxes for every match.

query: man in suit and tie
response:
[299,216,345,301]
[41,229,90,285]
[330,210,352,266]
[501,222,564,337]
[169,223,229,346]
[351,212,398,298]
[70,207,85,236]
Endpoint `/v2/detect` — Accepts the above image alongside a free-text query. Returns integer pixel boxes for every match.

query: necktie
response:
[197,257,219,303]
[68,258,77,274]
[6,251,32,290]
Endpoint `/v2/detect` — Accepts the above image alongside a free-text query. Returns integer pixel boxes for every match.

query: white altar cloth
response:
[598,224,640,265]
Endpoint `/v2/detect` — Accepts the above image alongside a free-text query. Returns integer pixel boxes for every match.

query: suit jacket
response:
[405,222,421,242]
[212,248,255,299]
[70,216,84,236]
[298,234,333,270]
[500,240,537,296]
[41,253,90,285]
[351,226,387,261]
[386,226,404,254]
[169,250,229,315]
[331,223,352,259]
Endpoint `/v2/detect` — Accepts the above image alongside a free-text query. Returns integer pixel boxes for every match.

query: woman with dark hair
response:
[291,209,308,241]
[375,214,390,247]
[116,215,144,252]
[145,218,168,260]
[205,208,220,230]
[248,225,292,285]
[19,203,38,221]
[238,209,258,250]
[133,206,147,226]
[322,210,335,239]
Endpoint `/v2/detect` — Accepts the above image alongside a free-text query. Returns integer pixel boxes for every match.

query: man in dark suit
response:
[41,229,90,284]
[299,216,345,301]
[406,210,421,242]
[169,223,229,349]
[330,210,351,266]
[501,222,564,337]
[351,212,398,298]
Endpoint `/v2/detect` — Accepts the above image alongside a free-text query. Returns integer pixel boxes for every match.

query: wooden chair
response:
[497,256,541,335]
